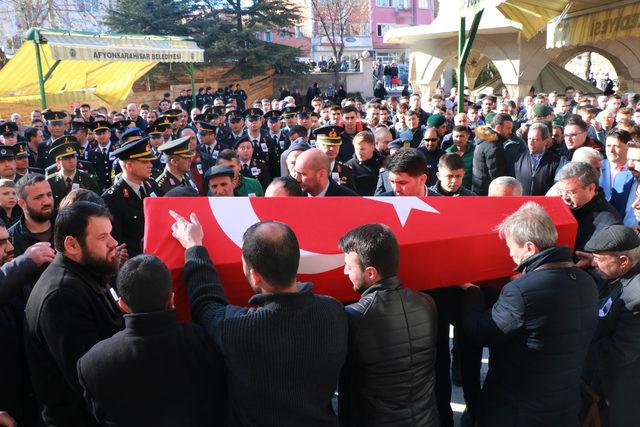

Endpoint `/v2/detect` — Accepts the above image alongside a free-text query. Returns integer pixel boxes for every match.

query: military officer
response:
[102,137,163,258]
[265,110,290,155]
[244,108,279,178]
[46,136,99,209]
[281,106,298,131]
[313,125,355,189]
[156,135,199,194]
[226,110,246,141]
[14,142,43,176]
[234,135,271,189]
[195,120,224,171]
[0,146,23,183]
[89,120,119,191]
[0,120,19,145]
[38,111,67,171]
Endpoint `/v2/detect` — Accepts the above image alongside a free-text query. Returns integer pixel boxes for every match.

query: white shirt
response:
[123,177,143,198]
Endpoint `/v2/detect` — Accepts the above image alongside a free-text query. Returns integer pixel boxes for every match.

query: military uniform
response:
[45,135,100,208]
[155,135,199,194]
[239,158,271,190]
[38,111,69,171]
[331,160,355,189]
[102,138,163,258]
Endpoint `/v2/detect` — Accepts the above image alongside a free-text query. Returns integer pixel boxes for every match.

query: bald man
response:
[293,149,358,197]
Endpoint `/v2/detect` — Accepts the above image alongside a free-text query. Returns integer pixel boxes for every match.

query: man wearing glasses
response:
[559,118,604,171]
[556,161,621,252]
[417,126,445,187]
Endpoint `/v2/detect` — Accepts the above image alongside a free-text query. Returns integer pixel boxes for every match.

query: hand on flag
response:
[170,210,204,249]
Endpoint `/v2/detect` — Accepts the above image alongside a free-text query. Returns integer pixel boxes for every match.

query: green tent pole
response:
[457,17,466,113]
[33,28,47,110]
[457,10,484,113]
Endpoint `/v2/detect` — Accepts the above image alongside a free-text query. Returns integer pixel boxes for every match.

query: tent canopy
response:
[471,62,604,97]
[0,28,204,110]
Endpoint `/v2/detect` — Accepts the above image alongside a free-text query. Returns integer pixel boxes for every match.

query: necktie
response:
[102,148,107,156]
[242,164,249,174]
[65,177,72,192]
[139,186,146,199]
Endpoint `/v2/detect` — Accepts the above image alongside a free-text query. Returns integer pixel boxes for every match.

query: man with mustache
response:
[24,202,124,427]
[8,174,55,256]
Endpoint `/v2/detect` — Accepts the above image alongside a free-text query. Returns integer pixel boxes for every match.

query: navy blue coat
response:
[464,246,599,427]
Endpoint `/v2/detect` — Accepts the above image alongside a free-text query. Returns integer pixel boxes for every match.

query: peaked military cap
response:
[112,119,132,132]
[69,121,91,132]
[313,125,344,145]
[121,127,143,142]
[153,116,175,127]
[264,110,282,122]
[281,106,297,119]
[111,137,157,161]
[158,135,194,158]
[233,135,252,150]
[226,110,243,122]
[162,109,183,117]
[0,121,18,135]
[0,145,16,159]
[295,105,313,118]
[43,111,67,124]
[49,135,80,160]
[243,108,264,120]
[14,142,29,158]
[91,120,111,132]
[197,121,216,132]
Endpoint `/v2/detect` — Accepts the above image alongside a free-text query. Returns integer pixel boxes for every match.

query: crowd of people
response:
[0,81,639,427]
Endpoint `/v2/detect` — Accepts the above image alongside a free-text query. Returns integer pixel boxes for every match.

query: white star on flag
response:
[365,196,440,227]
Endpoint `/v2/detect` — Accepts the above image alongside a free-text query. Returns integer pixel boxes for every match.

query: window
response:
[376,0,391,7]
[279,27,287,38]
[255,32,262,40]
[395,0,409,9]
[295,25,305,38]
[376,24,390,37]
[77,0,100,13]
[264,31,272,42]
[419,0,432,9]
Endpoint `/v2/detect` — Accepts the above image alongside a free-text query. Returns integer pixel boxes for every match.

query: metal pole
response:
[190,64,196,108]
[457,17,465,113]
[33,29,47,109]
[457,10,484,113]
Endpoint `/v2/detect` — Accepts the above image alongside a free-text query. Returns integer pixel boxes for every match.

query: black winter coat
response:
[472,136,508,196]
[0,255,42,426]
[464,246,599,427]
[571,192,622,252]
[24,254,124,427]
[512,149,560,196]
[77,310,227,427]
[339,276,439,426]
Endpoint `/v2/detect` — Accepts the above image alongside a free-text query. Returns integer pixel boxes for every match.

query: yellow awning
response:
[461,0,571,39]
[0,28,204,111]
[547,1,639,48]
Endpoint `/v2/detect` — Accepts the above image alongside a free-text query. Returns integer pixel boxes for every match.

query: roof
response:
[0,28,204,110]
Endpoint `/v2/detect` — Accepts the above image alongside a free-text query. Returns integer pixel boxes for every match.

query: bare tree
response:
[310,0,368,88]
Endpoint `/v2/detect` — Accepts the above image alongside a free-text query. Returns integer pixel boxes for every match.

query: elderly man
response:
[488,176,523,197]
[556,162,621,252]
[204,165,235,197]
[293,149,357,197]
[463,202,599,426]
[512,122,560,195]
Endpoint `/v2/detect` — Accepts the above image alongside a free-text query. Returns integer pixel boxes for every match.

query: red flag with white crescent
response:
[143,196,577,322]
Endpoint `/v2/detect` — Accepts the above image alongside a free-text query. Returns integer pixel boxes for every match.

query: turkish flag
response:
[144,196,577,322]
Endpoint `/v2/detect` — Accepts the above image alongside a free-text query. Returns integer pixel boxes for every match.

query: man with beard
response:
[9,174,54,256]
[24,201,124,427]
[103,138,163,258]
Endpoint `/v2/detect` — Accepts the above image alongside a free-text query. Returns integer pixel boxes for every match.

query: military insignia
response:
[328,128,337,138]
[169,178,175,185]
[123,188,129,198]
[0,149,6,155]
